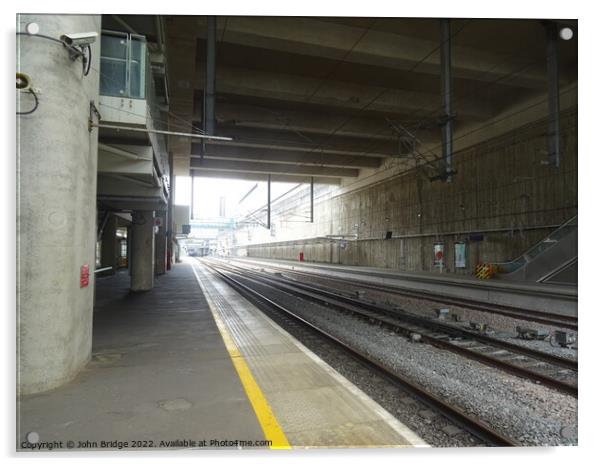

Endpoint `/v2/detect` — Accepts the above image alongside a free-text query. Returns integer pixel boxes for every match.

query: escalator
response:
[494,215,577,286]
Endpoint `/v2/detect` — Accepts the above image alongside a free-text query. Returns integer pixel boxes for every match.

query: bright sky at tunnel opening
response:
[176,176,301,220]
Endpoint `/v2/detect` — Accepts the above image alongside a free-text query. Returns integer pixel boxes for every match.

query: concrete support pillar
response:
[155,211,167,275]
[131,210,155,291]
[100,215,118,273]
[17,14,101,395]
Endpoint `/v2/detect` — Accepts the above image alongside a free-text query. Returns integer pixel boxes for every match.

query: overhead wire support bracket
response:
[90,123,233,141]
[439,18,454,183]
[202,15,217,161]
[544,21,561,168]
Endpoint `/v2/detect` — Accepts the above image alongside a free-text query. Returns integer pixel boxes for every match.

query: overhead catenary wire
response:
[304,19,378,105]
[370,56,550,166]
[408,53,550,137]
[238,100,576,228]
[221,22,574,237]
[215,19,473,168]
[219,19,562,176]
[237,183,305,224]
[339,48,575,174]
[334,91,577,195]
[96,100,209,135]
[298,20,473,157]
[88,64,208,136]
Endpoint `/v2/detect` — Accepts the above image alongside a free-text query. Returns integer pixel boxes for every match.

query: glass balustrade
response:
[100,31,147,99]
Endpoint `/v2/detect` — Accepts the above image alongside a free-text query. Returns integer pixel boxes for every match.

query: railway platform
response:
[17,259,426,450]
[228,257,577,317]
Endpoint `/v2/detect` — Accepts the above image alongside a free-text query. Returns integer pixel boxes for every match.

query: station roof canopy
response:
[155,16,577,183]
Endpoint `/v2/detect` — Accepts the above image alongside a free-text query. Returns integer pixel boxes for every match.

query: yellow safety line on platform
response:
[191,262,291,450]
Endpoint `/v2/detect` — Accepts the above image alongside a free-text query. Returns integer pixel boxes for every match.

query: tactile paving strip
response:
[194,262,428,448]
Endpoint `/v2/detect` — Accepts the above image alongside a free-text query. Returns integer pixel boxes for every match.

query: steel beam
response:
[199,125,399,158]
[190,172,195,220]
[546,21,561,168]
[205,16,217,136]
[167,150,174,270]
[267,174,271,230]
[310,176,314,223]
[191,143,382,168]
[190,158,359,178]
[188,169,341,185]
[440,19,454,182]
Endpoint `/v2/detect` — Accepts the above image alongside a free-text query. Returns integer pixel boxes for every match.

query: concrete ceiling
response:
[163,16,577,183]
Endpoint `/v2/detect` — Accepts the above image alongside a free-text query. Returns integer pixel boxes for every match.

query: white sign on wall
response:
[455,242,467,268]
[433,242,444,267]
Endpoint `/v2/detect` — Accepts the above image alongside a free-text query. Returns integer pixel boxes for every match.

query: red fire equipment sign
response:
[80,264,90,288]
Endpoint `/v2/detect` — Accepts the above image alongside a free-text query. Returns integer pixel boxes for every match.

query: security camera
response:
[60,32,98,47]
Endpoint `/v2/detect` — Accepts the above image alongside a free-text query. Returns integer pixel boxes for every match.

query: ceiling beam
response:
[198,39,541,101]
[213,92,448,124]
[213,101,399,140]
[192,144,382,168]
[189,169,341,185]
[197,17,550,89]
[193,64,496,121]
[200,124,400,158]
[190,158,359,178]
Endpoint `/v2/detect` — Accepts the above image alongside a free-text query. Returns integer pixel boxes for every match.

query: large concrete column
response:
[100,215,118,274]
[17,14,101,395]
[131,210,155,291]
[155,211,167,275]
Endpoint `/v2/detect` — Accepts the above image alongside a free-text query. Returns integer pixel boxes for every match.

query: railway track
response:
[225,257,578,331]
[202,260,519,447]
[208,258,577,397]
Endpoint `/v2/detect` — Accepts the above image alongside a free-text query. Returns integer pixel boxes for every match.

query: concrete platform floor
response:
[192,260,425,448]
[18,260,425,451]
[18,264,265,451]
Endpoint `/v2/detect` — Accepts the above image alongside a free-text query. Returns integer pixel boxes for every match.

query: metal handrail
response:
[495,215,577,273]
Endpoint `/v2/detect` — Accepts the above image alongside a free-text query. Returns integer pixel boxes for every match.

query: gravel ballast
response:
[273,270,579,361]
[238,275,578,447]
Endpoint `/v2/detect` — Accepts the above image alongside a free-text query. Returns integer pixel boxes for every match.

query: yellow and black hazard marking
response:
[475,263,496,279]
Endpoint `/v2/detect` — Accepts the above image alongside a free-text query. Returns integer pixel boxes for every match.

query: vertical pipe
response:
[546,22,561,168]
[267,174,271,230]
[440,18,453,182]
[167,151,174,270]
[190,172,195,220]
[310,176,314,223]
[205,16,216,137]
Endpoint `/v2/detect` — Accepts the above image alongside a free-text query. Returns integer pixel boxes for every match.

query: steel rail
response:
[203,260,518,447]
[227,258,578,330]
[211,259,577,396]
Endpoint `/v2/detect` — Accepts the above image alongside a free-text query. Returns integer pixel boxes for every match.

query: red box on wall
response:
[80,264,90,288]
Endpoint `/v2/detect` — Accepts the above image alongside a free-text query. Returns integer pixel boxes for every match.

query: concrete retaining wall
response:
[243,108,577,274]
